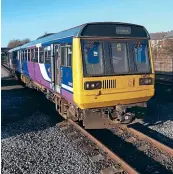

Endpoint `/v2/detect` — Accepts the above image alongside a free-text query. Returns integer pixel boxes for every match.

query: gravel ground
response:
[143,87,173,140]
[1,68,102,174]
[1,66,173,173]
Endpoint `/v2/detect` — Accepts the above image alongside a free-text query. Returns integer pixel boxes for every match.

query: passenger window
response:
[28,50,31,61]
[24,50,27,61]
[54,45,59,57]
[67,46,72,66]
[13,51,17,60]
[34,48,38,62]
[44,46,51,64]
[31,49,34,62]
[39,47,44,63]
[21,51,24,61]
[61,47,66,66]
[17,51,20,60]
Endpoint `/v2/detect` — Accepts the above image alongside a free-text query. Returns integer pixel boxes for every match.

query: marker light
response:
[84,81,102,90]
[139,78,153,85]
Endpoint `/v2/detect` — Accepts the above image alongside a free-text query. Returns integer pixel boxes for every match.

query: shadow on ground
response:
[88,127,173,174]
[1,77,63,139]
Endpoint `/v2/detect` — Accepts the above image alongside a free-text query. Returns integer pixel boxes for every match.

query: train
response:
[7,22,155,129]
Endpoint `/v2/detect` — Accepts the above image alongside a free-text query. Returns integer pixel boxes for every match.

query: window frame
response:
[81,38,152,77]
[81,40,105,76]
[60,44,72,67]
[39,47,44,63]
[24,50,27,61]
[34,48,38,63]
[109,42,130,74]
[28,49,31,61]
[44,46,51,64]
[31,49,34,62]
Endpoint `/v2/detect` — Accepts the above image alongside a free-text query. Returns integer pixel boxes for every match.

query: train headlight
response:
[139,78,153,85]
[84,81,102,90]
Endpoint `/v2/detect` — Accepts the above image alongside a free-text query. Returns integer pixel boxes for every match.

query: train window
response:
[67,46,72,67]
[13,51,17,59]
[17,51,20,60]
[24,50,27,61]
[44,46,51,64]
[31,49,34,62]
[61,45,72,67]
[54,45,59,57]
[61,47,66,66]
[28,50,31,61]
[21,51,24,61]
[39,47,44,63]
[110,43,129,73]
[46,50,51,64]
[82,41,104,75]
[34,48,38,62]
[134,43,150,72]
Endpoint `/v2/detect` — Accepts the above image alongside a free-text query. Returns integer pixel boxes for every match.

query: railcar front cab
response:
[72,23,155,128]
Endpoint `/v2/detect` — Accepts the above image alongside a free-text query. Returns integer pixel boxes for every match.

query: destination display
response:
[80,23,149,38]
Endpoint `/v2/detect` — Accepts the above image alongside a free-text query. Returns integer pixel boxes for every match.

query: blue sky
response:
[2,0,173,47]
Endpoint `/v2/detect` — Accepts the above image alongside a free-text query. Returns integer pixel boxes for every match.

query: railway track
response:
[108,123,173,173]
[57,119,173,174]
[2,65,173,173]
[57,120,139,174]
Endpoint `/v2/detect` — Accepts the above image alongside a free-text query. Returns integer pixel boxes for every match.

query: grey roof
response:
[150,32,167,40]
[164,30,173,39]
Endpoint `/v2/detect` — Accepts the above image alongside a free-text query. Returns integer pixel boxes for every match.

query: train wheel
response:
[118,113,134,124]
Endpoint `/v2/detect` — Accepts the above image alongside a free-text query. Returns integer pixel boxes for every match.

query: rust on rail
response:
[127,126,173,157]
[68,119,139,174]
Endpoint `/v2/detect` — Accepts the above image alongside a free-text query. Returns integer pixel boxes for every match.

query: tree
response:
[7,38,31,48]
[8,39,21,48]
[21,38,30,45]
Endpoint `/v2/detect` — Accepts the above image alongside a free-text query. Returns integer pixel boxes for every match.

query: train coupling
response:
[82,109,112,129]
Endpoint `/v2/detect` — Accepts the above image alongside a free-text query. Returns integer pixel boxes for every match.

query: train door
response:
[50,44,55,90]
[59,44,73,94]
[54,44,61,93]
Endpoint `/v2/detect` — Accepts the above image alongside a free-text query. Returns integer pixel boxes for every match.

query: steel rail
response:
[68,119,139,174]
[127,126,173,157]
[114,123,173,157]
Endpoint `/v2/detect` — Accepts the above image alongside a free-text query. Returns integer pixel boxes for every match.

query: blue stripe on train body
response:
[22,59,29,77]
[61,66,73,93]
